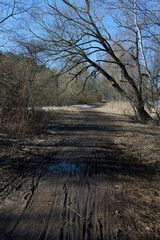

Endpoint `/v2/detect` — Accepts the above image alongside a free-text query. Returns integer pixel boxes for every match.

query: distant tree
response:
[0,52,24,113]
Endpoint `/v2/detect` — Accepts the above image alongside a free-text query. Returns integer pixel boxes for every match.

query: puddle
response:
[48,161,90,175]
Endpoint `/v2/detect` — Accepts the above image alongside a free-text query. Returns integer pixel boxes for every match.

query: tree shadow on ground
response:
[0,109,157,180]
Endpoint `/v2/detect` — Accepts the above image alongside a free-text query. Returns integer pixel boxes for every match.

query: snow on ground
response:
[45,130,56,134]
[8,139,17,142]
[71,104,95,108]
[28,105,96,112]
[0,133,17,142]
[0,133,7,137]
[0,138,17,142]
[28,106,75,112]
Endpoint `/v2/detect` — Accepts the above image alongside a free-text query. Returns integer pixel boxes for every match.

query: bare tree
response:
[29,0,160,120]
[106,0,160,116]
[0,0,38,47]
[16,40,48,108]
[0,0,38,125]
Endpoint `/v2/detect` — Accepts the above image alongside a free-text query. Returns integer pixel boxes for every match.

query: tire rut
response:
[0,109,159,239]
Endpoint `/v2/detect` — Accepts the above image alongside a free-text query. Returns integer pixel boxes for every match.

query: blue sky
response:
[0,0,118,53]
[0,0,39,51]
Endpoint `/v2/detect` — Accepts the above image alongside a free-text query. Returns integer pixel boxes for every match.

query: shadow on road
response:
[0,108,159,240]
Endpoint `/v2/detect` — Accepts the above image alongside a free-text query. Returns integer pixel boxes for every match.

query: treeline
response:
[0,51,101,133]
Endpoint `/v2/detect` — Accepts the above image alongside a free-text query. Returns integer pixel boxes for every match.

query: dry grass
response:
[99,101,135,116]
[96,102,160,237]
[1,109,49,137]
[97,101,160,169]
[114,120,160,168]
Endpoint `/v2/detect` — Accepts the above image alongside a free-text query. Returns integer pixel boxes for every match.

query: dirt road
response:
[0,107,159,239]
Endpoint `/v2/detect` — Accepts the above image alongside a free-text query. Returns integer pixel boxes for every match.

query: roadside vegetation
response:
[0,50,100,135]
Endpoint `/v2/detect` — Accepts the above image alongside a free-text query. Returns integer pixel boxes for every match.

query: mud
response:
[0,108,159,239]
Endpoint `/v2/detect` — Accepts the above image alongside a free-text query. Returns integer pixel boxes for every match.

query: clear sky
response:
[1,0,159,70]
[0,0,38,52]
[0,0,118,54]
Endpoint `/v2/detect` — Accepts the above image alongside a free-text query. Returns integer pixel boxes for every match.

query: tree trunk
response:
[135,102,152,121]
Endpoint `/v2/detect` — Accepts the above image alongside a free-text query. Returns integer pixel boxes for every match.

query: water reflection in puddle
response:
[48,161,89,175]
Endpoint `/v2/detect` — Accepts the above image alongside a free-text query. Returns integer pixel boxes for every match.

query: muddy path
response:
[0,108,159,239]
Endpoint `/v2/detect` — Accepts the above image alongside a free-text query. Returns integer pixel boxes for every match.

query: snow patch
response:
[46,130,56,134]
[0,138,17,142]
[28,106,78,112]
[0,133,7,137]
[71,104,95,108]
[47,123,58,127]
[8,139,17,142]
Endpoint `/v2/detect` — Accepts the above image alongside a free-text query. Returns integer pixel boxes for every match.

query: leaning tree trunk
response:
[135,97,152,121]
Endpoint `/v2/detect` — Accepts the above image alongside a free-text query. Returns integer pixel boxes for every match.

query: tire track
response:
[1,109,158,239]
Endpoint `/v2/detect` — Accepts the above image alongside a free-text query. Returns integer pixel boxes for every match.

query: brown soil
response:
[0,106,159,240]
